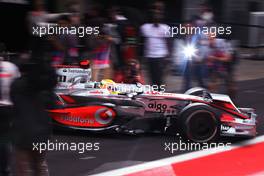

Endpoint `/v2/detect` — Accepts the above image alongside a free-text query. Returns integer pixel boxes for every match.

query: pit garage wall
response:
[183,0,264,47]
[221,0,264,47]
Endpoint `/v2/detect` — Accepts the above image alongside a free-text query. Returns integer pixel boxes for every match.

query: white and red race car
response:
[49,63,257,143]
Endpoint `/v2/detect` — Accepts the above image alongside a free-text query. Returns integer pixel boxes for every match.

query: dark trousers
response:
[14,148,49,176]
[0,142,10,176]
[147,58,165,87]
[183,61,207,92]
[0,106,12,176]
[193,63,207,88]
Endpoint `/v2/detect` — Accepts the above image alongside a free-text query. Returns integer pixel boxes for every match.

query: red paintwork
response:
[210,103,249,119]
[49,105,116,128]
[126,141,264,176]
[79,60,90,67]
[60,95,76,104]
[220,113,235,122]
[53,65,82,68]
[212,100,237,111]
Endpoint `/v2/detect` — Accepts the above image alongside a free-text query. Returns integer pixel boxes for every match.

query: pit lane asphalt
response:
[47,78,264,176]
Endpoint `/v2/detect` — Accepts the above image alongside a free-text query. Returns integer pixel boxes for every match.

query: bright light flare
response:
[182,44,197,60]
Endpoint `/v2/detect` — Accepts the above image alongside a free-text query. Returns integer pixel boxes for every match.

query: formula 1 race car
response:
[49,64,257,143]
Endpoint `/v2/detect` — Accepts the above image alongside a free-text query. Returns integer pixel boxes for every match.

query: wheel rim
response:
[186,110,218,143]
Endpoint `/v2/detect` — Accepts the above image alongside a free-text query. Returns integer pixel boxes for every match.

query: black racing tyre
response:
[178,105,220,143]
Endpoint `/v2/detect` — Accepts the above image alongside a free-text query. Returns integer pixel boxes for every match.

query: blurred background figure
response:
[27,0,52,60]
[181,24,195,92]
[27,0,48,36]
[84,5,114,81]
[181,17,210,92]
[207,37,233,94]
[104,6,126,82]
[223,40,238,98]
[0,53,20,176]
[141,1,171,88]
[199,2,214,26]
[11,60,57,176]
[122,59,144,84]
[11,7,57,173]
[51,15,80,65]
[108,6,145,84]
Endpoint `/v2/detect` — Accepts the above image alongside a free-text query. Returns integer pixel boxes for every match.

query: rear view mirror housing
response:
[79,60,90,69]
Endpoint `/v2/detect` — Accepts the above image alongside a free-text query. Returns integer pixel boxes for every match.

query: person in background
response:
[27,0,60,58]
[84,5,114,81]
[181,24,194,92]
[11,60,56,176]
[199,2,214,26]
[91,24,114,81]
[11,21,57,175]
[224,41,238,98]
[65,13,81,64]
[50,16,69,65]
[106,7,129,83]
[27,0,48,36]
[191,17,210,89]
[207,37,232,93]
[0,58,20,176]
[51,15,80,65]
[122,59,144,84]
[140,1,171,88]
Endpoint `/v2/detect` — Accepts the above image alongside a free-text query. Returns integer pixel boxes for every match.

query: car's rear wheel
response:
[179,105,220,143]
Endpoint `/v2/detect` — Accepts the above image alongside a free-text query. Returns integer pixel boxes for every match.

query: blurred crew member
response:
[11,61,56,176]
[207,37,231,92]
[0,59,20,176]
[140,1,170,87]
[51,15,80,65]
[199,3,214,26]
[84,5,113,81]
[181,19,209,91]
[123,59,144,84]
[91,25,114,81]
[11,28,57,175]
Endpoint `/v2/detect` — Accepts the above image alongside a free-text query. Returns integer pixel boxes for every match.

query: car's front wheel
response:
[179,105,220,143]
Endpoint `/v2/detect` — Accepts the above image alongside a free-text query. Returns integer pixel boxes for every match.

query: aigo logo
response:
[148,101,168,113]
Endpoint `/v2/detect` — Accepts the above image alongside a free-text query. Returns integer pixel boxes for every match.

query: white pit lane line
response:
[91,135,264,176]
